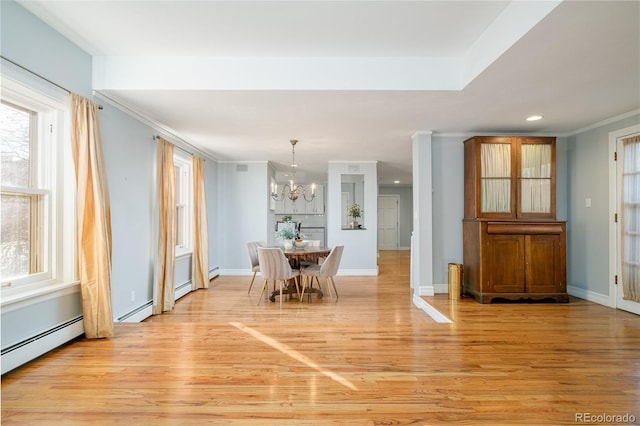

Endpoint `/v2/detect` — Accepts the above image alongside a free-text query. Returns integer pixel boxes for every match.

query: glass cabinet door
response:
[520,144,551,213]
[519,138,555,217]
[480,143,512,213]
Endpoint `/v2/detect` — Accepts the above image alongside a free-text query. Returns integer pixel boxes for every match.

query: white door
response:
[378,195,399,250]
[615,129,640,315]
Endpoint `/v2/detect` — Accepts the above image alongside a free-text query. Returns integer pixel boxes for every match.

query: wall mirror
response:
[341,174,365,228]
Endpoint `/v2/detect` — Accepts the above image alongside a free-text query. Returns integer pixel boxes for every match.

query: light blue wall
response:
[378,185,413,249]
[218,161,272,271]
[566,113,640,297]
[327,161,378,273]
[1,2,221,358]
[100,104,157,319]
[431,136,466,285]
[206,159,221,275]
[0,1,92,98]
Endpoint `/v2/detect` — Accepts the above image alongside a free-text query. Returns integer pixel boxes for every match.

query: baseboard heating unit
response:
[1,316,84,375]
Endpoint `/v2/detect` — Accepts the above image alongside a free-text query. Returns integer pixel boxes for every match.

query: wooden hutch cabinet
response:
[462,136,568,303]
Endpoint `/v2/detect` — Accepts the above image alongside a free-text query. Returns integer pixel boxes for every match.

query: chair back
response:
[247,241,266,268]
[257,247,294,281]
[305,240,321,248]
[320,245,344,277]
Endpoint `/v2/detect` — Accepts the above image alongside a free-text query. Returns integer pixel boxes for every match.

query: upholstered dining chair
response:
[246,241,266,294]
[300,245,344,302]
[257,247,300,305]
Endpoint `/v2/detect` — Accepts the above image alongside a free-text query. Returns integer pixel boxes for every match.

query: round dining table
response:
[268,246,330,302]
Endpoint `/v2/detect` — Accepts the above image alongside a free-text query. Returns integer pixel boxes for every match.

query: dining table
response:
[268,246,331,302]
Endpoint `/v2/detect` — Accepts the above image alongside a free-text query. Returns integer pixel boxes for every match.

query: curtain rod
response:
[153,135,201,159]
[1,55,103,110]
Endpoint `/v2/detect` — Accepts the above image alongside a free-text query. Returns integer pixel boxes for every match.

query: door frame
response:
[609,124,640,314]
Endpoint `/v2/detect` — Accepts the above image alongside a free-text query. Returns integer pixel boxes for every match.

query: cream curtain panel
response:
[481,143,511,212]
[192,156,209,290]
[153,137,176,314]
[70,94,114,338]
[622,135,640,303]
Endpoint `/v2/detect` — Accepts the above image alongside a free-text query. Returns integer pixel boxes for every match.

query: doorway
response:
[378,195,399,250]
[611,125,640,315]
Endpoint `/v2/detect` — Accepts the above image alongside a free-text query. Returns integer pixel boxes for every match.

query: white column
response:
[411,131,434,296]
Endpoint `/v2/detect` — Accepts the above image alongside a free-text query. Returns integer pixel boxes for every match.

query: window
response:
[1,75,73,297]
[1,102,43,282]
[174,150,192,256]
[621,135,640,302]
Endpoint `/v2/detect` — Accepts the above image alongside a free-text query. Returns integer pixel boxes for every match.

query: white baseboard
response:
[337,268,379,276]
[117,302,153,323]
[433,283,448,294]
[221,269,252,276]
[567,285,612,307]
[418,285,435,296]
[1,316,84,375]
[175,281,192,300]
[412,294,452,323]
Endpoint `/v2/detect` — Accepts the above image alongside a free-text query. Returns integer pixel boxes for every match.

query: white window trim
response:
[174,149,193,258]
[1,71,77,306]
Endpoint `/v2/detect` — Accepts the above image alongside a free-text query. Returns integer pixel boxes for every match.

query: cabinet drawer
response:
[486,222,565,235]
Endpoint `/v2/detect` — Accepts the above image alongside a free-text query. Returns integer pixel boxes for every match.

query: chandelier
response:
[271,139,316,202]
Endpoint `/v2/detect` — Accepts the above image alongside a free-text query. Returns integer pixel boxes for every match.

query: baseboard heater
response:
[117,301,153,323]
[1,315,84,375]
[209,266,220,279]
[175,280,192,300]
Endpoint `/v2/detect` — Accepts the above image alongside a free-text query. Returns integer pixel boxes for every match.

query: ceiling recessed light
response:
[526,115,543,122]
[394,180,400,184]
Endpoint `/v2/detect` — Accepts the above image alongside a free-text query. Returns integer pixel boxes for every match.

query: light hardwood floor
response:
[2,251,639,425]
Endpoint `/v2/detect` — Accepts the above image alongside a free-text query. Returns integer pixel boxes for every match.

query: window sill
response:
[1,280,80,312]
[175,249,193,260]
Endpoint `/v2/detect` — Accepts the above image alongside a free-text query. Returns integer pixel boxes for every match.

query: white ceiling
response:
[18,0,640,184]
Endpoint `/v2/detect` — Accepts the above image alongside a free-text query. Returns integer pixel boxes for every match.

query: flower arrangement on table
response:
[278,226,297,249]
[278,227,296,240]
[347,203,363,228]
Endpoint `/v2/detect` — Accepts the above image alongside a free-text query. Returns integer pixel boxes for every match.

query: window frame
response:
[1,74,76,302]
[173,149,193,258]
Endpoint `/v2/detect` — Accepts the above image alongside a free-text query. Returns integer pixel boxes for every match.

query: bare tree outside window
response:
[1,102,38,280]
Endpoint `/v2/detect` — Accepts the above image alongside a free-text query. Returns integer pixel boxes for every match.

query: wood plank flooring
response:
[2,251,639,425]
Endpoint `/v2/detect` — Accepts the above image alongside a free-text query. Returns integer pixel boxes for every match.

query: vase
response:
[350,220,359,229]
[284,239,294,250]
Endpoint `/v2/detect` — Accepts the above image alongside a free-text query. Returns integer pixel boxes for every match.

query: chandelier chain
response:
[271,139,315,203]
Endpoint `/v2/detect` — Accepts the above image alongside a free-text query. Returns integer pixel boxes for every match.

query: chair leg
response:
[324,277,334,300]
[257,279,268,305]
[279,280,284,306]
[299,275,307,301]
[329,276,339,299]
[294,276,301,299]
[248,272,257,294]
